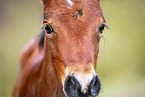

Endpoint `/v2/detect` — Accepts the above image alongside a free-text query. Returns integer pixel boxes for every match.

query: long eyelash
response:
[103,23,109,29]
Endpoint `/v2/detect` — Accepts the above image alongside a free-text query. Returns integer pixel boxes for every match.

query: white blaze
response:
[66,0,74,7]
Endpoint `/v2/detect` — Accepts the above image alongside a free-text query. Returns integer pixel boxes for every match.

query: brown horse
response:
[13,0,108,97]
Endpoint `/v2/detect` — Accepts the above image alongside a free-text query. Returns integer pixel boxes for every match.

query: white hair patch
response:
[66,0,74,7]
[65,65,96,93]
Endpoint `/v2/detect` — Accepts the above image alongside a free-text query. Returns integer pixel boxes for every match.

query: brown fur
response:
[13,0,105,97]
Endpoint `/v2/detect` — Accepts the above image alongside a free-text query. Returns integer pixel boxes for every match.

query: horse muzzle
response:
[63,64,101,97]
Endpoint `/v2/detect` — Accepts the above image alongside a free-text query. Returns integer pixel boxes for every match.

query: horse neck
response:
[39,36,63,97]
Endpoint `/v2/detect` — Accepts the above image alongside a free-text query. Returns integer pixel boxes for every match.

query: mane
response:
[38,30,45,49]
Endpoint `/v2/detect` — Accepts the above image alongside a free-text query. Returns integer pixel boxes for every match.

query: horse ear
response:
[41,0,50,6]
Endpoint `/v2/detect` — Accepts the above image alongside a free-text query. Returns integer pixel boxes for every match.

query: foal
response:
[13,0,107,97]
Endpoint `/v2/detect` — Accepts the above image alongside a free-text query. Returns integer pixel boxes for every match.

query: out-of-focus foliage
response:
[0,0,145,97]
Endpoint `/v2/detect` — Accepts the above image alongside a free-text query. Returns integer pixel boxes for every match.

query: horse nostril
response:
[88,75,101,96]
[64,75,81,97]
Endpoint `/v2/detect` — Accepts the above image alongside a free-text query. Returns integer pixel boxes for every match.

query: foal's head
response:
[42,0,107,96]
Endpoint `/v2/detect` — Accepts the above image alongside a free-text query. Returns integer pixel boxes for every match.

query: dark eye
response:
[98,24,105,34]
[45,24,54,34]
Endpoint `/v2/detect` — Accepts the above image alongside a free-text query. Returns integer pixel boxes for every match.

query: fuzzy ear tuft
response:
[41,0,49,6]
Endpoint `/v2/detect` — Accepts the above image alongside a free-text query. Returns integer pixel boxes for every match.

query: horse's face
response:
[42,0,106,96]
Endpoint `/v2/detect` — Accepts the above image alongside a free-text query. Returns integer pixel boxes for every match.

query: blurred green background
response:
[0,0,145,97]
